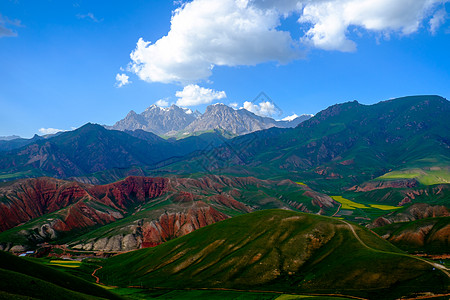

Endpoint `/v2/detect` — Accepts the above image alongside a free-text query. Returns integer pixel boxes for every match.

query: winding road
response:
[339,220,450,279]
[91,266,103,284]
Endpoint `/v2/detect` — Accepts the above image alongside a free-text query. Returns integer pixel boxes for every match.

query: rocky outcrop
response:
[348,179,419,192]
[378,218,450,254]
[369,203,449,228]
[108,104,199,135]
[183,104,310,136]
[72,204,227,251]
[108,103,311,137]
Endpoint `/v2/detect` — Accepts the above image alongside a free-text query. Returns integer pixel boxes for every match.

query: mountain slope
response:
[109,103,311,137]
[182,103,309,136]
[98,209,449,300]
[0,175,336,251]
[373,216,450,254]
[0,135,44,152]
[162,95,450,192]
[109,104,199,135]
[0,123,174,179]
[0,124,228,181]
[0,250,122,300]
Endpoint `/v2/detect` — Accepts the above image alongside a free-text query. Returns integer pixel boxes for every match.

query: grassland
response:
[98,209,448,300]
[0,251,122,299]
[331,196,368,209]
[377,169,450,185]
[48,260,82,268]
[368,204,402,210]
[109,288,355,299]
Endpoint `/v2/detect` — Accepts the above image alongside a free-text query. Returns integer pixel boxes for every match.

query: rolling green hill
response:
[98,210,449,300]
[0,250,122,299]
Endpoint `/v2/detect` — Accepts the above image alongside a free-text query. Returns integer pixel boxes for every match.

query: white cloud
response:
[155,99,169,107]
[76,12,102,23]
[281,114,299,121]
[175,84,226,106]
[115,73,130,88]
[129,0,299,84]
[38,128,66,135]
[128,0,447,83]
[429,8,447,35]
[298,0,448,52]
[242,101,277,117]
[229,102,239,109]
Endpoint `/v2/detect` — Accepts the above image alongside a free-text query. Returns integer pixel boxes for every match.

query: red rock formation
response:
[0,176,169,232]
[370,203,449,228]
[140,204,228,247]
[0,175,335,251]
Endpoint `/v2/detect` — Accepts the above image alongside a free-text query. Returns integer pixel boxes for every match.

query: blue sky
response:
[1,0,449,137]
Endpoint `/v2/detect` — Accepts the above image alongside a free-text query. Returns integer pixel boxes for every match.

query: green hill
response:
[98,210,449,300]
[160,95,450,194]
[0,250,122,299]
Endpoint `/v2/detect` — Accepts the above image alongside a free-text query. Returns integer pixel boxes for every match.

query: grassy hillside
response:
[158,96,450,194]
[0,251,122,300]
[98,210,449,300]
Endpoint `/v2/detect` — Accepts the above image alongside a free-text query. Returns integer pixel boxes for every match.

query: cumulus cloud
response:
[38,128,66,135]
[176,84,226,106]
[155,99,169,107]
[129,0,299,84]
[298,0,448,52]
[128,0,448,83]
[429,8,447,35]
[242,101,278,117]
[115,73,130,88]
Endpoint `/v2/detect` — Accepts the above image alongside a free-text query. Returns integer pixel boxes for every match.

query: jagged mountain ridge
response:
[107,104,200,135]
[182,103,311,135]
[108,102,311,136]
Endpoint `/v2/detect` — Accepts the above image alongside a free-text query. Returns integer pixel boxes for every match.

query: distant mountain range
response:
[0,124,226,180]
[107,103,312,136]
[166,95,450,191]
[107,104,200,135]
[0,95,448,191]
[0,95,449,300]
[0,135,21,141]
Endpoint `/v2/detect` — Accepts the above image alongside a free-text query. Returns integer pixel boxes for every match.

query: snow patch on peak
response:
[183,108,193,115]
[281,114,299,122]
[145,104,159,111]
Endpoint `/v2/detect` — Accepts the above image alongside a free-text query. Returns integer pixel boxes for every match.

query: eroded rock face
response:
[369,203,449,228]
[0,176,170,233]
[382,222,450,254]
[349,179,419,192]
[0,175,336,251]
[72,204,227,251]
